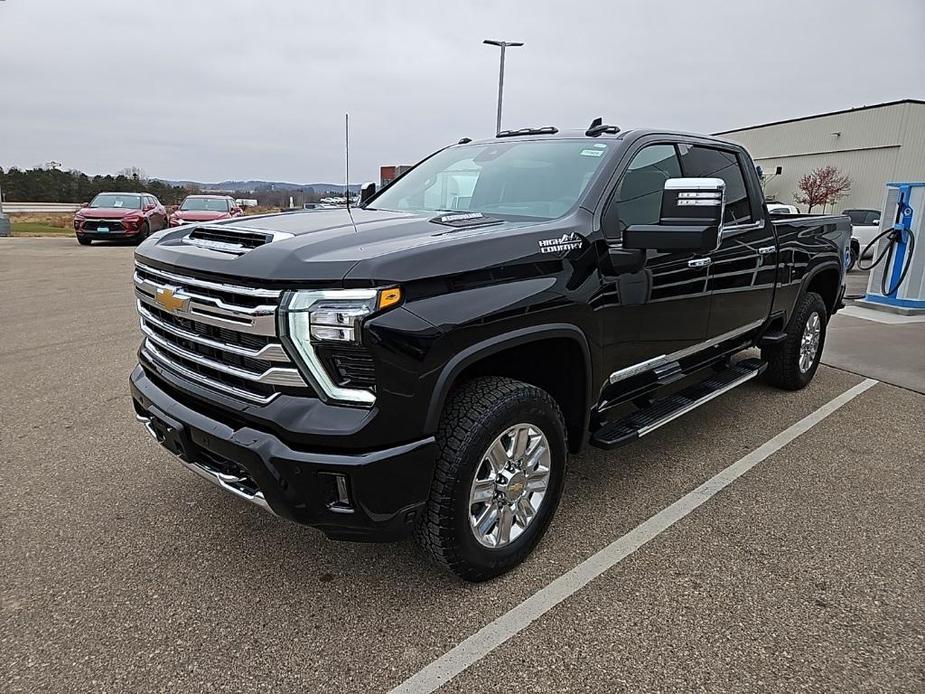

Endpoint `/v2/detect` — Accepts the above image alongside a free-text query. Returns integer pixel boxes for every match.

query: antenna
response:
[345,113,350,211]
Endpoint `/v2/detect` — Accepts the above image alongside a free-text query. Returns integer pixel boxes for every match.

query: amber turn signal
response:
[377,287,403,310]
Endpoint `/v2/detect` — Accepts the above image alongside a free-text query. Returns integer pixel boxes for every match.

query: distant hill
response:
[158,179,361,194]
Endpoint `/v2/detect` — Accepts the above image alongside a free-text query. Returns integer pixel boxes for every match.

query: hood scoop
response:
[182,224,293,255]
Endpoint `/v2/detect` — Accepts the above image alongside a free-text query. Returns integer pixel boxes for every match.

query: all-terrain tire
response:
[77,236,92,246]
[415,377,567,582]
[762,291,827,391]
[847,240,859,272]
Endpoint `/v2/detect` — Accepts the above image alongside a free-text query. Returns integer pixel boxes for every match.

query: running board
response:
[590,358,766,450]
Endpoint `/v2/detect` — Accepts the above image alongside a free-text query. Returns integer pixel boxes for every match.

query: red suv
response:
[74,192,168,245]
[169,195,244,227]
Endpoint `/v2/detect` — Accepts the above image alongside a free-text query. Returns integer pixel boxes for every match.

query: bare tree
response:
[118,166,147,182]
[794,166,851,213]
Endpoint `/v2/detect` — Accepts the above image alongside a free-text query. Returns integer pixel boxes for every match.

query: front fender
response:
[422,323,592,433]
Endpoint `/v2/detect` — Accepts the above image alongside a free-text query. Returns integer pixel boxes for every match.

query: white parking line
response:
[390,378,879,694]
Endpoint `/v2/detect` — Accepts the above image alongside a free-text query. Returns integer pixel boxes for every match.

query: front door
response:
[598,142,712,383]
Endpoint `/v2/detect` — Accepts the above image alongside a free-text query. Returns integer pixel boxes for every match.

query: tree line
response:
[0,165,195,205]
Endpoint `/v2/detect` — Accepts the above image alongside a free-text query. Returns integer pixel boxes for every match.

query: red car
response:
[169,195,244,227]
[74,192,168,245]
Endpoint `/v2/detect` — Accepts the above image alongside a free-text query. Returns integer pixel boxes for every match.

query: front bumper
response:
[130,365,437,541]
[77,228,139,240]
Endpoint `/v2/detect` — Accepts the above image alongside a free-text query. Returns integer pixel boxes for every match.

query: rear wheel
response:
[415,377,567,581]
[847,240,859,272]
[762,291,827,390]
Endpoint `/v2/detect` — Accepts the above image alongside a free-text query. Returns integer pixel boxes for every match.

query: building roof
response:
[714,99,925,136]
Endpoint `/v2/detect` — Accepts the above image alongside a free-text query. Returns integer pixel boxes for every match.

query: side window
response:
[677,145,753,225]
[603,144,682,236]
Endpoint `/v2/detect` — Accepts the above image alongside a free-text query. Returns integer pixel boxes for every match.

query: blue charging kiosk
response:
[859,182,925,315]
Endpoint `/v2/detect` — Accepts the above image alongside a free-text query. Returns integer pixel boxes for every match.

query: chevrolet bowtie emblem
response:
[154,287,190,313]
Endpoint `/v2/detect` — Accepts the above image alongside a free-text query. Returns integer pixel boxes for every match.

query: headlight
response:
[281,287,402,405]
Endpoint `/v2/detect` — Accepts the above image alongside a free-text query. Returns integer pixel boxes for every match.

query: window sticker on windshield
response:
[580,149,604,157]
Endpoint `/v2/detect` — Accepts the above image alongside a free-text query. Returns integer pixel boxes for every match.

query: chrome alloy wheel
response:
[799,311,822,373]
[468,423,551,549]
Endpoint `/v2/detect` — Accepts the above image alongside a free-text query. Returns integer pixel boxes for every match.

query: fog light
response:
[320,472,353,513]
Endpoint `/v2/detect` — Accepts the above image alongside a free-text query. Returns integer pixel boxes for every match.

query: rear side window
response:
[604,144,682,236]
[678,145,753,225]
[846,209,880,225]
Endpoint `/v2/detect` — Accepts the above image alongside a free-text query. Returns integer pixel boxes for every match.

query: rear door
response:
[676,144,776,339]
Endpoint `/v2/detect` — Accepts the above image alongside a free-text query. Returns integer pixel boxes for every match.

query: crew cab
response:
[75,192,167,245]
[130,123,850,581]
[169,194,244,227]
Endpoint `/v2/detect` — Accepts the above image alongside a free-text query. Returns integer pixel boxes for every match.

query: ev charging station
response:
[858,182,925,314]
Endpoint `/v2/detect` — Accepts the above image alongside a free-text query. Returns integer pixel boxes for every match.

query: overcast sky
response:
[1,0,923,184]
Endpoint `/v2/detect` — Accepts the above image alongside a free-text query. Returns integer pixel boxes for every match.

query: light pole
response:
[483,39,523,135]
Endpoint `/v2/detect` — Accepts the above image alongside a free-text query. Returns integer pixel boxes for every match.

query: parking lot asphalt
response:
[2,238,923,693]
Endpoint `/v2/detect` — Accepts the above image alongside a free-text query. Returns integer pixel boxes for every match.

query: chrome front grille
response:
[134,261,309,403]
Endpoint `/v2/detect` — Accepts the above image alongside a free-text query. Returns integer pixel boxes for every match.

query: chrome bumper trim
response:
[134,414,274,515]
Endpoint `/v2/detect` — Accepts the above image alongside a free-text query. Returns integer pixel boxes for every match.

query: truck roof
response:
[460,127,744,148]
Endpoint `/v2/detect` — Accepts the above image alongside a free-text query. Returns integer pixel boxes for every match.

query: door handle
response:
[688,257,712,268]
[758,246,776,255]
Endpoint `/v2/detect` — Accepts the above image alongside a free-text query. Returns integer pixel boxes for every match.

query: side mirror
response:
[81,202,90,208]
[872,219,880,226]
[143,203,155,211]
[623,178,725,253]
[359,181,377,205]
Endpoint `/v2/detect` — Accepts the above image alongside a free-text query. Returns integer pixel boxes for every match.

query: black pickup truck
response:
[130,123,850,580]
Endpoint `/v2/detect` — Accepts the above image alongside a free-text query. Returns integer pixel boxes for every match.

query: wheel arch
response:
[424,324,592,453]
[801,261,841,317]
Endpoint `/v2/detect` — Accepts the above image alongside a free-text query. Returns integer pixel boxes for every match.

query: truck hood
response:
[135,207,581,285]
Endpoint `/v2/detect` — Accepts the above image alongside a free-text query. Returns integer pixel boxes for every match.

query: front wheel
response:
[136,220,150,244]
[76,236,92,246]
[415,377,567,581]
[762,291,827,390]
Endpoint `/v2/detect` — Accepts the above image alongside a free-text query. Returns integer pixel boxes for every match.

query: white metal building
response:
[715,99,925,212]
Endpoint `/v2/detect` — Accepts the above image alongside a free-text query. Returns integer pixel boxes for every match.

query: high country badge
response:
[538,232,583,254]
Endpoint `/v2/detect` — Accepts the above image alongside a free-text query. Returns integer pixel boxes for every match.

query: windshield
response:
[370,139,610,220]
[90,193,141,209]
[181,197,231,212]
